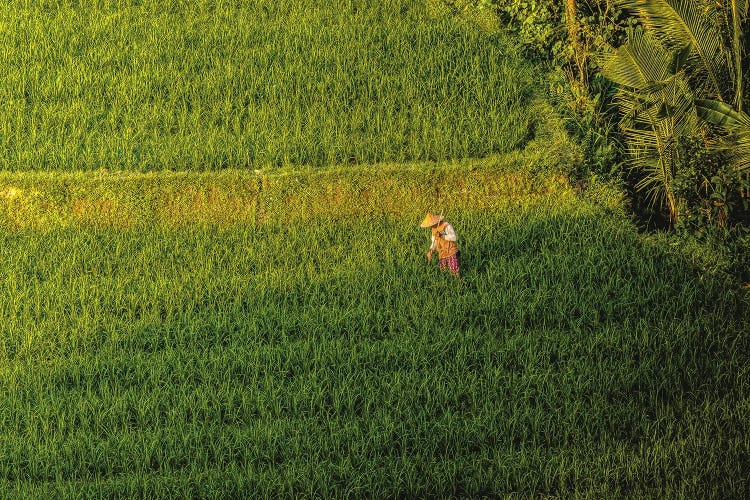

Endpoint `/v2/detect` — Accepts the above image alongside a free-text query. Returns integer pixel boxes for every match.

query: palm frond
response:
[631,153,674,211]
[736,0,750,15]
[600,29,672,90]
[603,32,698,221]
[735,135,750,171]
[730,0,750,110]
[615,0,729,101]
[696,99,750,170]
[695,99,750,128]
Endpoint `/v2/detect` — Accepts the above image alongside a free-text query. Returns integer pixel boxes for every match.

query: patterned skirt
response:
[439,253,460,274]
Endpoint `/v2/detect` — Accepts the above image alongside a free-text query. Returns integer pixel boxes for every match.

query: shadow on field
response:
[449,212,750,493]
[3,212,749,497]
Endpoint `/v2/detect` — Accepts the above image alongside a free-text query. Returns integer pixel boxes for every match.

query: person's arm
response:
[427,233,435,261]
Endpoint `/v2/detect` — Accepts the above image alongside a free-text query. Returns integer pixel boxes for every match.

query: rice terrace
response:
[1,0,749,497]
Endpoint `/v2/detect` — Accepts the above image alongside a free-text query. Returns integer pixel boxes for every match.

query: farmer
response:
[420,213,460,276]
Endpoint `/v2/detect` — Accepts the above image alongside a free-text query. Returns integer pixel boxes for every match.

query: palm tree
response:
[614,0,730,101]
[602,0,749,223]
[696,1,749,171]
[729,0,750,112]
[617,0,749,109]
[601,28,697,222]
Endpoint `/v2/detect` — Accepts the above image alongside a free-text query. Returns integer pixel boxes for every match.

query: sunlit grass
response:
[0,0,535,171]
[0,164,748,497]
[0,0,747,495]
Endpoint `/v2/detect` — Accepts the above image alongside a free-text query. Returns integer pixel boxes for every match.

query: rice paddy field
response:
[0,0,533,171]
[0,158,748,497]
[0,0,749,497]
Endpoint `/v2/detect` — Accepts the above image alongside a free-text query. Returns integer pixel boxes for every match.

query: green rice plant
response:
[0,165,747,497]
[0,0,537,171]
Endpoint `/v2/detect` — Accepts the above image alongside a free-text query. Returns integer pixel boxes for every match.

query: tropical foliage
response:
[600,0,749,226]
[445,0,749,231]
[600,28,696,222]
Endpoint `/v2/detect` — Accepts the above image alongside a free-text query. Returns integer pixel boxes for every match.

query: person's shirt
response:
[429,223,456,250]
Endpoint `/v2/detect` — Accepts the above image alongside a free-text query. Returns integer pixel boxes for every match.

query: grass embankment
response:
[1,158,748,497]
[0,0,534,171]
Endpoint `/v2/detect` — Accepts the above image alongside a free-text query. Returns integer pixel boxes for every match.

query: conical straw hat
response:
[420,213,443,228]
